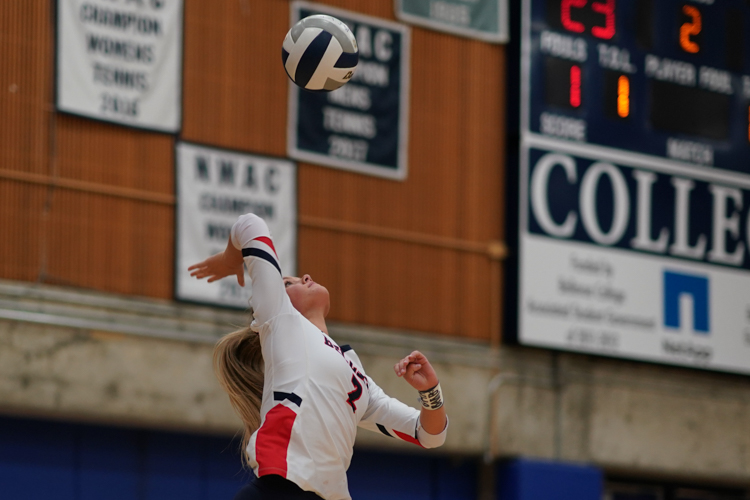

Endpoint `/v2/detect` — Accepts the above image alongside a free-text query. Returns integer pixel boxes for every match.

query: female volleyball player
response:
[188,213,448,500]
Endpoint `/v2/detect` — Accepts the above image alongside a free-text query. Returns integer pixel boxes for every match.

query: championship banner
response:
[396,0,509,43]
[56,0,183,132]
[175,142,297,309]
[288,1,411,180]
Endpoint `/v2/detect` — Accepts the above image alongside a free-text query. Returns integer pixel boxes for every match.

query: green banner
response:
[396,0,508,43]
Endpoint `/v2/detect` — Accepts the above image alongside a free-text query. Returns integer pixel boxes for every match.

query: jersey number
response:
[346,375,363,413]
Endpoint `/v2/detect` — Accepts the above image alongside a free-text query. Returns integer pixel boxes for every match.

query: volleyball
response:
[282,14,359,92]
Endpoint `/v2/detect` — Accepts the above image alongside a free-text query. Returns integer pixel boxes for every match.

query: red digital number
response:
[561,0,586,33]
[570,65,582,108]
[591,0,616,39]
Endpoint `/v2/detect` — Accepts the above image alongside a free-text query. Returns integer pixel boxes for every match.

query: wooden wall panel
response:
[44,188,173,297]
[1,0,507,340]
[181,0,291,154]
[0,1,53,283]
[0,182,47,282]
[35,116,175,296]
[0,0,52,176]
[0,1,175,298]
[54,117,174,193]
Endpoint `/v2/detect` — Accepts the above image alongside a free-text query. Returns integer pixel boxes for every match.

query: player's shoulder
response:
[341,344,367,373]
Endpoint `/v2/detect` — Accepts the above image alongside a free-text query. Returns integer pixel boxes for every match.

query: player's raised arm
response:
[189,213,288,325]
[186,236,244,285]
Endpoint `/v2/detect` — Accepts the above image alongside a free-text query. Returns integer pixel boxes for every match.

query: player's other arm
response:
[188,213,286,324]
[359,350,447,449]
[394,351,447,436]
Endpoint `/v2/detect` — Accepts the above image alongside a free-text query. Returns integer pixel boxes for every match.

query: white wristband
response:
[418,383,444,410]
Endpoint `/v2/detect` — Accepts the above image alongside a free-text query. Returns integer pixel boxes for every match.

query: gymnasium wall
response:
[0,0,507,341]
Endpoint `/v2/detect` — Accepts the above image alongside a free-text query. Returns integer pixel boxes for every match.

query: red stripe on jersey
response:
[393,429,424,448]
[252,236,278,258]
[256,405,297,477]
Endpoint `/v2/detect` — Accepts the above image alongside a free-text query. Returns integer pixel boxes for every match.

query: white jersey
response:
[230,214,447,500]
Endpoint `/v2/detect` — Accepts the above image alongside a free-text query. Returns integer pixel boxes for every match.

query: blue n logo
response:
[663,271,710,333]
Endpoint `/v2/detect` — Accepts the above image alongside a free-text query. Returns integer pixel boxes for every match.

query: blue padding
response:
[206,438,254,499]
[497,458,603,500]
[0,418,77,500]
[143,433,205,500]
[435,458,477,500]
[0,415,475,500]
[0,415,251,500]
[79,426,142,500]
[348,450,477,500]
[348,450,433,500]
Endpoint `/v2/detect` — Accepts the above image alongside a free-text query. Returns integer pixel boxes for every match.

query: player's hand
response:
[188,251,245,286]
[394,351,439,392]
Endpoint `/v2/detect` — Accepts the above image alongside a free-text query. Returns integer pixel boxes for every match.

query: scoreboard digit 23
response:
[523,0,750,172]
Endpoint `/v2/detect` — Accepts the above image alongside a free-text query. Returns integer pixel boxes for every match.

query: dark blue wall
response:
[497,458,603,500]
[0,416,250,500]
[348,449,477,500]
[0,416,476,500]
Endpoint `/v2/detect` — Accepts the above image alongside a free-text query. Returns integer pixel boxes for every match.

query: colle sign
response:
[529,151,750,270]
[516,145,750,375]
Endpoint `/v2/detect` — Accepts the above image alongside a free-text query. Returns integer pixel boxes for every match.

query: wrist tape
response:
[418,383,444,410]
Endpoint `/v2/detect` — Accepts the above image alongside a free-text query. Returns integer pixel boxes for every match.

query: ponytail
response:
[213,326,264,467]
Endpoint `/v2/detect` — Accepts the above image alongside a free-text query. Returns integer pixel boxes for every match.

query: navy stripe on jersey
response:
[274,391,303,407]
[376,424,394,438]
[334,51,358,68]
[340,344,352,353]
[242,248,282,275]
[294,30,332,88]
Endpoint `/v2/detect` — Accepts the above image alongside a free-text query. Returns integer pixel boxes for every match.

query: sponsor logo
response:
[663,270,710,333]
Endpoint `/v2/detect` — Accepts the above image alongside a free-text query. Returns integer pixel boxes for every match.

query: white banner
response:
[517,145,750,375]
[520,234,750,375]
[56,0,183,132]
[175,142,297,309]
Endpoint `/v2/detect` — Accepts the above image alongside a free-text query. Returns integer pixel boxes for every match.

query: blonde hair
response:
[213,326,264,466]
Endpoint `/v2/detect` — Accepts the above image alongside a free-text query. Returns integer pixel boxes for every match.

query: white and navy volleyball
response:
[282,14,359,92]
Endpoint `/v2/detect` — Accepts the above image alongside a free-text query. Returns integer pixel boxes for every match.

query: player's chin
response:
[313,283,330,298]
[316,287,331,316]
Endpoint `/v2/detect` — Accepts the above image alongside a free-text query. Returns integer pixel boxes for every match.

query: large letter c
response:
[530,153,578,238]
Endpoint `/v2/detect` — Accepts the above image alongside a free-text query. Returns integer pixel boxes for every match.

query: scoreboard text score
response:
[525,0,750,171]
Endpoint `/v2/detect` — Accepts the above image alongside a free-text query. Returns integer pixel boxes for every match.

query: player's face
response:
[283,274,331,318]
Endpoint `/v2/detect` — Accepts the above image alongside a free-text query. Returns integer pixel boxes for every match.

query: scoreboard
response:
[525,0,750,171]
[515,0,750,375]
